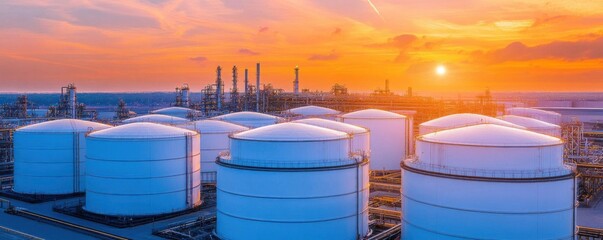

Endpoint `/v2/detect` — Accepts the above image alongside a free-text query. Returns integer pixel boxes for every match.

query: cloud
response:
[482,37,603,62]
[308,51,339,61]
[368,34,422,62]
[0,3,62,33]
[332,27,342,35]
[69,8,160,29]
[238,48,260,55]
[258,26,269,33]
[189,56,208,63]
[369,34,418,49]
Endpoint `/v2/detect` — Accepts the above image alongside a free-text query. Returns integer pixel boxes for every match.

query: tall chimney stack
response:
[244,68,249,111]
[216,66,222,111]
[294,66,299,94]
[256,63,260,112]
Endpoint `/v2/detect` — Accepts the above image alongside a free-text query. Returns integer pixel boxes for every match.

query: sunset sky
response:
[1,0,603,93]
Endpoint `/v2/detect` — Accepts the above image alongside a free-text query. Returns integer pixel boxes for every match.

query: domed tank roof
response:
[293,118,368,134]
[212,111,283,121]
[122,114,188,124]
[89,122,197,139]
[341,109,406,119]
[420,113,524,130]
[286,105,341,116]
[17,119,111,133]
[506,107,561,117]
[151,107,198,114]
[232,122,348,141]
[180,120,249,133]
[420,124,561,147]
[498,115,560,129]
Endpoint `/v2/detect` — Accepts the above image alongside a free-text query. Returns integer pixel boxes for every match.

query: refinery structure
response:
[0,64,603,240]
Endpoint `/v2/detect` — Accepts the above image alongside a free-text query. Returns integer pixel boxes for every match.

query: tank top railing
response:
[218,152,364,168]
[403,158,575,179]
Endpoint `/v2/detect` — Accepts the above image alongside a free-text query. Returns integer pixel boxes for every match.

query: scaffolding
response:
[46,84,96,120]
[563,120,587,163]
[0,95,34,119]
[0,128,13,176]
[229,66,240,112]
[175,84,190,107]
[115,99,135,121]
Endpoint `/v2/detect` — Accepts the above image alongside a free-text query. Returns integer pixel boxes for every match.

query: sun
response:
[436,65,446,76]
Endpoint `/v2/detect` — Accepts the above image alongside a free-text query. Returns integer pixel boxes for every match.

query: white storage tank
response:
[419,113,524,135]
[402,124,575,240]
[178,120,249,173]
[341,109,407,170]
[13,119,111,195]
[122,114,189,125]
[151,107,201,119]
[211,111,284,128]
[505,107,562,125]
[85,122,201,216]
[499,115,562,137]
[216,123,369,240]
[284,105,341,120]
[292,118,369,156]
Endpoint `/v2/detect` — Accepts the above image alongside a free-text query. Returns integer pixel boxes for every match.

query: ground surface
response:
[0,196,215,240]
[577,194,603,229]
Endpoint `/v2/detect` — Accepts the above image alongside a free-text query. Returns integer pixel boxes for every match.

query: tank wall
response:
[85,136,201,216]
[402,169,575,240]
[230,139,350,166]
[200,132,230,172]
[217,163,369,240]
[13,132,87,194]
[343,118,406,170]
[416,141,565,171]
[506,110,561,125]
[351,132,370,157]
[527,127,562,138]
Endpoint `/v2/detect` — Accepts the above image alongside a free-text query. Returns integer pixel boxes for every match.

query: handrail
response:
[404,158,574,179]
[218,152,367,168]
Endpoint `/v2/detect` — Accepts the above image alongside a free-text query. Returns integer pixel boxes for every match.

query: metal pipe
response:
[256,63,260,112]
[217,66,222,111]
[244,68,249,111]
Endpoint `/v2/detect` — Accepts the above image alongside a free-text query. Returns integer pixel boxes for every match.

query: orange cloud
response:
[1,0,603,92]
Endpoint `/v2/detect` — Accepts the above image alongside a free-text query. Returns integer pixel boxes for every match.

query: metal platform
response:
[153,215,217,240]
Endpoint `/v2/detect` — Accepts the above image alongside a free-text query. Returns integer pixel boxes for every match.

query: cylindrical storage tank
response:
[574,100,603,108]
[13,119,111,195]
[211,111,284,128]
[505,107,562,125]
[284,105,341,120]
[292,118,369,157]
[151,107,201,119]
[419,113,524,135]
[216,123,369,240]
[498,115,561,137]
[121,114,189,125]
[537,100,572,107]
[402,124,575,240]
[341,109,407,170]
[178,120,249,173]
[85,122,201,216]
[391,110,416,155]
